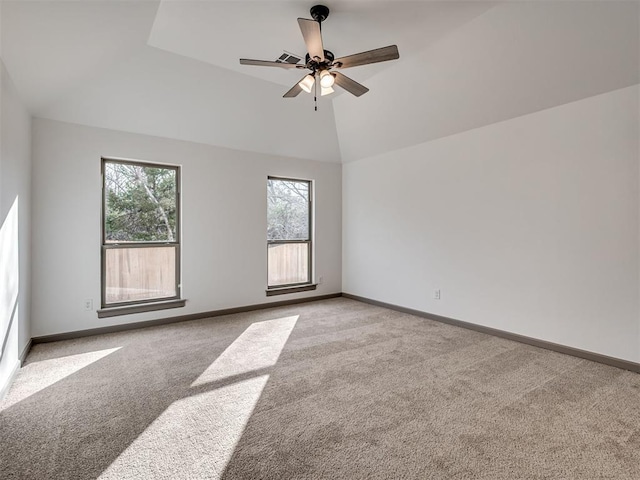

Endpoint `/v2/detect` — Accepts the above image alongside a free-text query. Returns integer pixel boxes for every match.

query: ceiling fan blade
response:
[333,45,399,69]
[298,18,324,62]
[283,78,306,98]
[333,72,369,97]
[239,59,303,69]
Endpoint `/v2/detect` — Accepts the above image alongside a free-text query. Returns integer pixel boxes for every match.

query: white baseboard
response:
[0,360,21,403]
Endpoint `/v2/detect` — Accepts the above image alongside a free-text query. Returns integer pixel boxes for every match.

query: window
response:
[267,177,314,293]
[101,158,181,310]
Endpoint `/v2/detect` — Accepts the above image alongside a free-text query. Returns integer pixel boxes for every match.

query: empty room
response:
[1,0,639,478]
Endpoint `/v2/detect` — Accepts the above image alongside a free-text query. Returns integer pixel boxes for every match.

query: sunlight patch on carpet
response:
[0,347,122,410]
[98,315,299,479]
[191,315,298,387]
[98,375,270,480]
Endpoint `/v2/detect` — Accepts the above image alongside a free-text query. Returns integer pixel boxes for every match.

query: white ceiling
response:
[1,1,638,163]
[147,1,496,89]
[1,0,160,111]
[334,0,640,161]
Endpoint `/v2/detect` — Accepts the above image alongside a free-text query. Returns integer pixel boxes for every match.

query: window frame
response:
[100,157,181,310]
[266,176,313,291]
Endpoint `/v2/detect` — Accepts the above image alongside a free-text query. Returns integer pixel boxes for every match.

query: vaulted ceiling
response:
[1,1,638,163]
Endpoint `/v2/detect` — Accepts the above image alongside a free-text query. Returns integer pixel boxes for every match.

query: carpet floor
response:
[2,297,640,479]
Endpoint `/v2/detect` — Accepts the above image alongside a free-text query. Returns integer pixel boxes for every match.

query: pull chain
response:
[313,22,324,112]
[314,19,321,112]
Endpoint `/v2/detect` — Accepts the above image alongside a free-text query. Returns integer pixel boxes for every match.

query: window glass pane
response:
[267,179,309,241]
[268,243,309,286]
[105,162,177,242]
[105,246,176,304]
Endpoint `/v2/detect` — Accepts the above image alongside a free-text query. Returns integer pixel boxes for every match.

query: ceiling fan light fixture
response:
[319,70,335,88]
[299,74,315,93]
[321,86,334,96]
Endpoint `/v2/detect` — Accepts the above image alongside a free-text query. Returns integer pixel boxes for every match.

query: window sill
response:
[97,299,186,318]
[266,284,317,297]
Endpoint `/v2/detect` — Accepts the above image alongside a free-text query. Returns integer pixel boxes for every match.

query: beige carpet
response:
[1,297,639,479]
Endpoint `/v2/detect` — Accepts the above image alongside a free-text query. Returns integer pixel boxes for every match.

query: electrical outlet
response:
[434,289,441,300]
[84,299,93,311]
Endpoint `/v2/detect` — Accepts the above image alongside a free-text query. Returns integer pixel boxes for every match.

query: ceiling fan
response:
[239,4,399,105]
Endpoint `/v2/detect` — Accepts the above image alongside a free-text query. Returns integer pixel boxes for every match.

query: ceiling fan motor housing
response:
[310,5,330,23]
[305,49,335,69]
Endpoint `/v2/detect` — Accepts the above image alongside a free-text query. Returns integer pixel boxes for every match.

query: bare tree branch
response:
[132,166,175,241]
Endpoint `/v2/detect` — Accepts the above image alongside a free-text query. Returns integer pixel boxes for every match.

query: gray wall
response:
[343,85,640,363]
[31,118,342,337]
[0,59,32,396]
